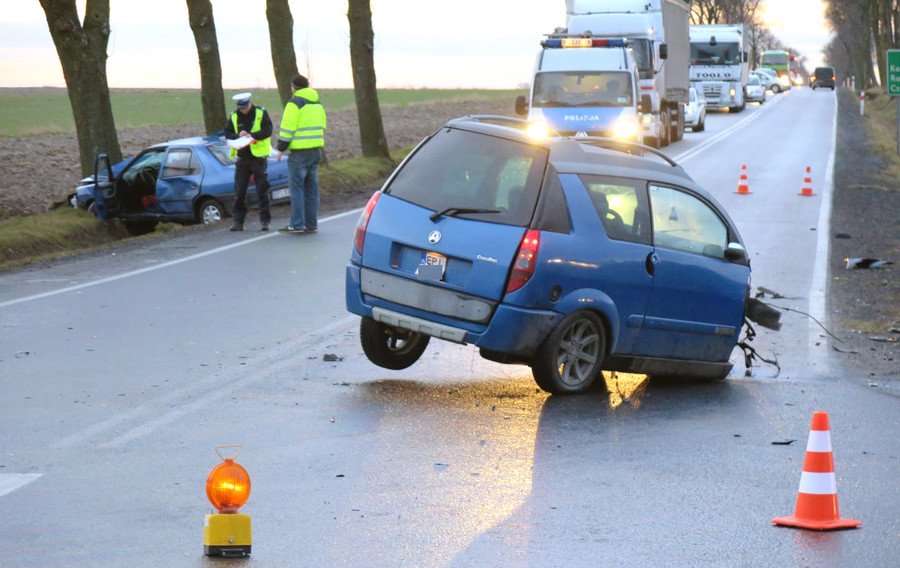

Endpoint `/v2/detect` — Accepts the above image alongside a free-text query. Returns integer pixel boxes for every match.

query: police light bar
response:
[541,38,628,49]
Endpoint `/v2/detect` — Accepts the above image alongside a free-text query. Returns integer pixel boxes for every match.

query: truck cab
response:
[689,24,749,112]
[516,37,644,144]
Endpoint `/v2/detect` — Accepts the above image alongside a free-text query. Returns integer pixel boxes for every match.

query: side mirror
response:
[640,94,652,114]
[515,95,528,116]
[724,242,747,262]
[659,43,668,60]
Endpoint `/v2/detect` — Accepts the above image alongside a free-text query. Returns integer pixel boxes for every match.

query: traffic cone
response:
[772,411,861,530]
[735,164,751,194]
[799,166,815,196]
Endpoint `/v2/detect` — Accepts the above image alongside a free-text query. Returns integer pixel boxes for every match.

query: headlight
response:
[641,114,653,125]
[779,76,790,87]
[729,88,736,97]
[612,116,639,140]
[526,120,550,140]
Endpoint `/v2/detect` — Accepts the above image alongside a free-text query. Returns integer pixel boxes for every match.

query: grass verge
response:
[862,87,900,188]
[0,148,411,272]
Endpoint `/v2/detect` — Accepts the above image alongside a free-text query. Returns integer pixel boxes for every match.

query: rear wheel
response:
[359,317,430,370]
[696,114,706,132]
[532,311,606,395]
[772,84,782,94]
[197,198,226,225]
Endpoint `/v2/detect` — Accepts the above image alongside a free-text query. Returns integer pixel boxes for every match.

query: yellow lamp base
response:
[203,513,252,557]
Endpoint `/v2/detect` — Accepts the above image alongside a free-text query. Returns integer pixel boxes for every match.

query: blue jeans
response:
[287,149,321,229]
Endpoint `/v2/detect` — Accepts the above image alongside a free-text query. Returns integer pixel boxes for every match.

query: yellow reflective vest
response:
[278,87,326,151]
[230,107,272,159]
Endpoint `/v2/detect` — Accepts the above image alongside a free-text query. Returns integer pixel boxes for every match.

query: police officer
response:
[225,92,273,231]
[275,75,327,233]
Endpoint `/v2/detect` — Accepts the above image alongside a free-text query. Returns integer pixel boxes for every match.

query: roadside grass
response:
[0,148,411,271]
[3,88,520,137]
[862,87,900,190]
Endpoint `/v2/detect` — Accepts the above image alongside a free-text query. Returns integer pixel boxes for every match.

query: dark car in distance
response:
[810,67,836,90]
[69,133,290,235]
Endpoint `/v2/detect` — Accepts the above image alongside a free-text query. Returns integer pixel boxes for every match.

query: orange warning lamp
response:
[206,456,251,513]
[203,445,252,557]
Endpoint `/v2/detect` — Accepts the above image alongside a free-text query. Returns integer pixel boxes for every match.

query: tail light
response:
[353,192,381,256]
[506,229,541,293]
[831,75,835,81]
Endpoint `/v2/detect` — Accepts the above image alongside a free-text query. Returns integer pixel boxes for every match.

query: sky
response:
[1,0,830,90]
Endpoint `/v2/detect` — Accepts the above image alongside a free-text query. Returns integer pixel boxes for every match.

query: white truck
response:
[563,0,691,148]
[515,37,645,144]
[689,24,749,112]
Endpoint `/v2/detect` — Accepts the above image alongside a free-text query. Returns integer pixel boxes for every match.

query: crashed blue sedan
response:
[69,133,290,234]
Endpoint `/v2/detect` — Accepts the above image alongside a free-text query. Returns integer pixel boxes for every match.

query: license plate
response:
[271,188,290,200]
[417,251,447,281]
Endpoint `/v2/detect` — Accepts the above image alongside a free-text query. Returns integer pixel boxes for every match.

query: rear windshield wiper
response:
[429,207,500,222]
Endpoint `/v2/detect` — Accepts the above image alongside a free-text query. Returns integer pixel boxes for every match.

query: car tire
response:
[772,84,781,94]
[359,316,430,370]
[646,136,660,148]
[123,220,158,236]
[696,115,705,132]
[197,198,226,225]
[531,310,606,395]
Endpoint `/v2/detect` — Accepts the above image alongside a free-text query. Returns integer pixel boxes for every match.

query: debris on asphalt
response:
[868,336,897,343]
[755,286,786,299]
[834,232,852,239]
[771,439,796,445]
[323,353,344,362]
[14,351,30,358]
[844,257,894,269]
[869,382,879,388]
[832,346,859,354]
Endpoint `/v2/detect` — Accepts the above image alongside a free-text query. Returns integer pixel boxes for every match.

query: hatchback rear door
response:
[360,127,548,303]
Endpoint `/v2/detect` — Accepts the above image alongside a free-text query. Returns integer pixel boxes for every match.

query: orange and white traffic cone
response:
[772,411,861,530]
[735,164,751,194]
[799,166,815,196]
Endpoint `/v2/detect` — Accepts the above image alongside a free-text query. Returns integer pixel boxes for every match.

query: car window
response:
[749,75,760,85]
[579,175,651,245]
[207,143,235,165]
[649,185,728,258]
[121,149,165,183]
[533,167,571,234]
[385,128,548,227]
[161,149,202,178]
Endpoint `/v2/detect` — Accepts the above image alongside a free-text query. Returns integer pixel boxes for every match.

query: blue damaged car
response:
[69,133,289,235]
[346,116,754,394]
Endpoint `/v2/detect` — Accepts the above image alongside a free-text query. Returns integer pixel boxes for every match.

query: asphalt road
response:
[0,87,897,567]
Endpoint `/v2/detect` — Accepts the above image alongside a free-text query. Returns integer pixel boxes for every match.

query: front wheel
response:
[532,311,606,395]
[359,317,430,370]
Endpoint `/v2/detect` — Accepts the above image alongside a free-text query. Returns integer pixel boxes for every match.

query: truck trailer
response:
[563,0,690,147]
[689,24,749,112]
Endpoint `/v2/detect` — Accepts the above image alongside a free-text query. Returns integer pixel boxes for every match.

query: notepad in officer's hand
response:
[226,136,254,150]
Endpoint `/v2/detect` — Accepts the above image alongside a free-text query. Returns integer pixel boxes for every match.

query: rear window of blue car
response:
[385,128,548,227]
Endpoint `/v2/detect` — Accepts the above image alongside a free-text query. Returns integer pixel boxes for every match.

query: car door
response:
[155,147,203,215]
[560,174,655,355]
[633,183,749,362]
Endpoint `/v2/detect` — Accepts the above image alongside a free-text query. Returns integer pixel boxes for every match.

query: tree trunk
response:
[39,0,121,176]
[266,0,300,107]
[186,0,225,135]
[347,0,391,160]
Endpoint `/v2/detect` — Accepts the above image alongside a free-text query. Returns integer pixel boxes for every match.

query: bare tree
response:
[266,0,299,106]
[347,0,390,160]
[186,0,225,134]
[39,0,121,175]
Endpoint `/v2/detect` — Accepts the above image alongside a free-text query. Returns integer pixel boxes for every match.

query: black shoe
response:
[303,227,317,233]
[230,222,244,232]
[278,225,304,234]
[260,222,270,231]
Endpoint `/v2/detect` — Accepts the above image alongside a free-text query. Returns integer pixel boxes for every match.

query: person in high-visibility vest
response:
[225,92,273,231]
[275,75,327,234]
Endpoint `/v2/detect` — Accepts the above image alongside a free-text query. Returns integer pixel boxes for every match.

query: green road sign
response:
[888,49,900,96]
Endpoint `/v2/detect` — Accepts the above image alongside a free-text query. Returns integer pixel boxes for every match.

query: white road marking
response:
[0,208,363,310]
[53,315,358,449]
[809,91,838,371]
[0,473,42,498]
[672,94,786,164]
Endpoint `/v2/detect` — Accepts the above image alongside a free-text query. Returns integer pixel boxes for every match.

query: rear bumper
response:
[346,264,561,357]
